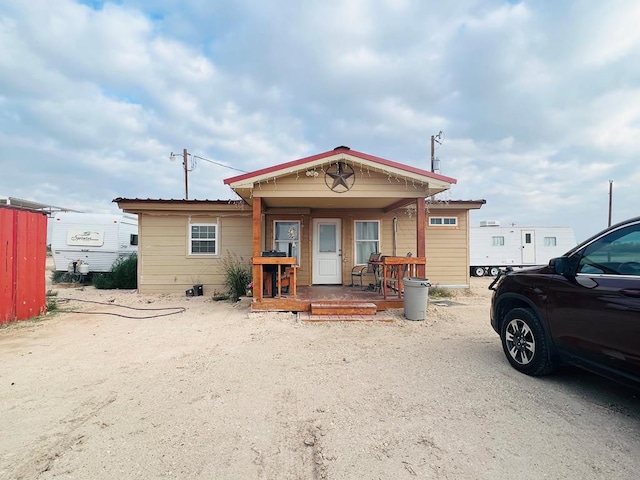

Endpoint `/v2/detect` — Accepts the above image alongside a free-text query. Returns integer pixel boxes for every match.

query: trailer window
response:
[130,234,138,246]
[429,216,457,226]
[544,236,557,247]
[492,236,505,246]
[189,223,217,255]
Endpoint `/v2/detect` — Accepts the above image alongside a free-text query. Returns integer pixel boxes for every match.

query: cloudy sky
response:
[1,0,639,241]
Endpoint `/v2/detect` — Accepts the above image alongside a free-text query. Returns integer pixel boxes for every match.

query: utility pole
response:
[431,131,443,173]
[608,180,613,227]
[183,148,189,200]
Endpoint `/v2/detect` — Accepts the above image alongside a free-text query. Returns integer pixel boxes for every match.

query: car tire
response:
[473,267,485,277]
[489,267,500,277]
[500,308,555,376]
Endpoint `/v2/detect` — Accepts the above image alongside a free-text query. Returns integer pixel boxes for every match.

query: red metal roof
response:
[224,146,457,185]
[112,198,245,205]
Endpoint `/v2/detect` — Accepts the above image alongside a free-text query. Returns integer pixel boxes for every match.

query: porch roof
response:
[224,146,457,210]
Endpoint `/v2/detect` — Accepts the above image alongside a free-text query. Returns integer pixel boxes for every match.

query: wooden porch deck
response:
[250,284,405,312]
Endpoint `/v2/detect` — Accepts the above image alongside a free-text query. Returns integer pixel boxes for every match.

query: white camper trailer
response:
[51,212,138,274]
[470,221,576,276]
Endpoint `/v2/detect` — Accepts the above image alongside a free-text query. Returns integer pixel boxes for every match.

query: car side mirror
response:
[550,257,571,276]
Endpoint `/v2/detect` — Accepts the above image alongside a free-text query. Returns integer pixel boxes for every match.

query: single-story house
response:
[115,146,484,311]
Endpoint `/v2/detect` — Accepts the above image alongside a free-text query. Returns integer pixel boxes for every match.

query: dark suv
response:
[490,216,640,388]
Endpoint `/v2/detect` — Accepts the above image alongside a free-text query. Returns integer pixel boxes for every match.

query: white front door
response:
[312,218,342,284]
[521,229,536,264]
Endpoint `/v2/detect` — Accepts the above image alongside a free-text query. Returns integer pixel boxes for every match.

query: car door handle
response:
[620,289,640,298]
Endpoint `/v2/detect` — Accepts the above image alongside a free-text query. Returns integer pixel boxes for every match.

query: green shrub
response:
[46,290,58,312]
[429,284,454,298]
[93,254,138,289]
[221,252,251,302]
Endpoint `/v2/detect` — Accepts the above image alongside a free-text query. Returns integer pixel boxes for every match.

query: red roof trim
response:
[223,148,457,185]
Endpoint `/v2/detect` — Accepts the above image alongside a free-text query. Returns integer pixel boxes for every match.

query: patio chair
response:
[350,252,381,289]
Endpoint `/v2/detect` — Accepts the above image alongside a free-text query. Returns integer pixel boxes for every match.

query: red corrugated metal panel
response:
[0,208,47,324]
[0,208,17,324]
[15,210,47,320]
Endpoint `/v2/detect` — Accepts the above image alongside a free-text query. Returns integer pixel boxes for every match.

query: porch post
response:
[252,197,263,301]
[416,196,426,277]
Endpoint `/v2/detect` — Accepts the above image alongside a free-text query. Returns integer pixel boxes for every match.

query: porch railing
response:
[372,256,427,299]
[252,257,297,300]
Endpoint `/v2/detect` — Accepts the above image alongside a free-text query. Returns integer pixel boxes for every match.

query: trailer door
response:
[521,230,535,264]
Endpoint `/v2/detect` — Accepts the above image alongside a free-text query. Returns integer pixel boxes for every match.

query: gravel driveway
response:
[1,278,638,479]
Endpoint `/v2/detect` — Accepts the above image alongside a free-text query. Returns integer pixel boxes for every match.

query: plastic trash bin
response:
[403,277,430,321]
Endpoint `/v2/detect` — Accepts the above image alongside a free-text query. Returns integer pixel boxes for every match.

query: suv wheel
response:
[500,308,555,376]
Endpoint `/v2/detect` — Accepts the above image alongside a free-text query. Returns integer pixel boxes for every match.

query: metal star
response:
[326,162,354,191]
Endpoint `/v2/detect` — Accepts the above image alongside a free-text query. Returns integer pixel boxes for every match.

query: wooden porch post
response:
[252,197,263,301]
[416,196,426,278]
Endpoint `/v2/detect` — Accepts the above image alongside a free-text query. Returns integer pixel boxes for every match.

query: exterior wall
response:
[0,207,47,324]
[132,204,472,294]
[137,212,252,294]
[424,208,470,287]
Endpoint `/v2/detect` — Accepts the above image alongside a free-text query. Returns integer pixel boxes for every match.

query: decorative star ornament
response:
[324,162,355,193]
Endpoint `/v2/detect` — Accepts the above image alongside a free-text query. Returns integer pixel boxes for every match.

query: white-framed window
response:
[492,236,505,246]
[429,216,458,226]
[544,236,557,247]
[189,223,218,255]
[354,220,380,264]
[274,220,300,265]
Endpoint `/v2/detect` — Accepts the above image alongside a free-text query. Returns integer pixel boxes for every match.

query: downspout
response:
[393,216,398,256]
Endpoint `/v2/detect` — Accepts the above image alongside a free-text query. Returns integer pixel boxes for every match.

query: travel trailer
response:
[50,212,138,274]
[470,221,576,276]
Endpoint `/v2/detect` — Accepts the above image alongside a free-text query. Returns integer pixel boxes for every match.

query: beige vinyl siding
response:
[424,209,470,286]
[254,169,430,199]
[138,214,252,294]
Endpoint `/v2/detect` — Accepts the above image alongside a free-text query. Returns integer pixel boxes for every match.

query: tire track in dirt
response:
[11,393,117,479]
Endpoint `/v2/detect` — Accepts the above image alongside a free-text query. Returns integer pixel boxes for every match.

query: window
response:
[492,236,505,246]
[354,220,380,264]
[544,236,557,247]
[578,223,640,275]
[190,223,217,255]
[429,216,457,226]
[130,234,138,246]
[274,221,300,265]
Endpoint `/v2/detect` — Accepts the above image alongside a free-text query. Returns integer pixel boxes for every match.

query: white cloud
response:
[0,0,639,241]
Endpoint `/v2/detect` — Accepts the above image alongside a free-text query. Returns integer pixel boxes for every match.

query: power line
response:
[192,154,247,173]
[170,149,248,199]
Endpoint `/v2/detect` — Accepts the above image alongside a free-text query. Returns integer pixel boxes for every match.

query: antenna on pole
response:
[431,131,443,173]
[169,149,191,199]
[608,180,613,227]
[183,148,189,200]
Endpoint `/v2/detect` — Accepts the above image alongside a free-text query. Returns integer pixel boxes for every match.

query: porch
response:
[250,284,405,312]
[250,255,426,313]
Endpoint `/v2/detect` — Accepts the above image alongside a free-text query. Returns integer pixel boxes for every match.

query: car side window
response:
[578,223,640,276]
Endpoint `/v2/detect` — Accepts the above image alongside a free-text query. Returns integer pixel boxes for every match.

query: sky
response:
[1,0,639,242]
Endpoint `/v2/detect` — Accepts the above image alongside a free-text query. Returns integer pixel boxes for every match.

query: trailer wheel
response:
[473,267,485,277]
[489,267,500,277]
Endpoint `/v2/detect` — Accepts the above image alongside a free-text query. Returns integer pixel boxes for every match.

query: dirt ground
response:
[1,266,639,479]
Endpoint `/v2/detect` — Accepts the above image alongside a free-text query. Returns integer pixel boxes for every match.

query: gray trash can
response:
[403,277,430,321]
